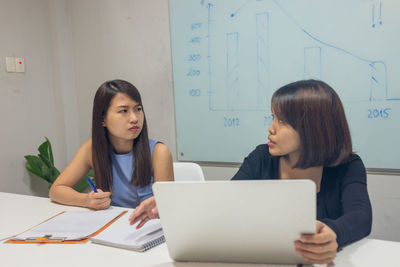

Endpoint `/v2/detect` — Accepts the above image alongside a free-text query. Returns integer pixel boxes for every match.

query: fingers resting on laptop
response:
[129,196,159,229]
[294,220,338,264]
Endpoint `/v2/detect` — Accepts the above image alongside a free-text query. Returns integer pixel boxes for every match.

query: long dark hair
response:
[271,79,352,168]
[92,79,152,191]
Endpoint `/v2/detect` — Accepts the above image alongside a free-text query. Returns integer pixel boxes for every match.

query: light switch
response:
[6,57,16,72]
[15,57,25,73]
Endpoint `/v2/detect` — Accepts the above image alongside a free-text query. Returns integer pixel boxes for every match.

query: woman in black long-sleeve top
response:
[232,80,372,264]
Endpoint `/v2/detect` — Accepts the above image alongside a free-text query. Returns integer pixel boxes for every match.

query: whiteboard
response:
[170,0,400,169]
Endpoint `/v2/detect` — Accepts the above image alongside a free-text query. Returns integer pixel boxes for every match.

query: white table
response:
[1,192,399,267]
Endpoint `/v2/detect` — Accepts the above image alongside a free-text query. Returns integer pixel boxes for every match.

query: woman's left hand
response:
[129,196,159,229]
[294,220,338,264]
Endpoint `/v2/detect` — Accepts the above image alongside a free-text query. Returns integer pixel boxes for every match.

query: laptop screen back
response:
[153,180,315,265]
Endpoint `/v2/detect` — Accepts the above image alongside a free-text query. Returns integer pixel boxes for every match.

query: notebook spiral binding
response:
[142,236,165,252]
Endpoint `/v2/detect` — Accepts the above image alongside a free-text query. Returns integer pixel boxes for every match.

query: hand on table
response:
[295,220,338,264]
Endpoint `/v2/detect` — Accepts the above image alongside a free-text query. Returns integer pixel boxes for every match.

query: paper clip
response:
[25,235,66,243]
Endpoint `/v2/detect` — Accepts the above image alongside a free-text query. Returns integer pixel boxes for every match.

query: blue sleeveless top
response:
[110,139,160,208]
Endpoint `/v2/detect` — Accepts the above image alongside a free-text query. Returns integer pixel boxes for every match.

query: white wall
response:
[69,0,176,154]
[368,173,400,242]
[0,0,68,196]
[0,0,399,241]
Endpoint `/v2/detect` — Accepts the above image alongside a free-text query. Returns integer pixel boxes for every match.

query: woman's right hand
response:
[295,220,338,264]
[129,196,159,229]
[85,189,111,210]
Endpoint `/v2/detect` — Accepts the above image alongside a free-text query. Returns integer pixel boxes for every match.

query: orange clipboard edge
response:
[6,210,127,244]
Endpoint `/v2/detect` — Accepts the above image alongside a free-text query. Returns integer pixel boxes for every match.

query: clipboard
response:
[6,210,127,244]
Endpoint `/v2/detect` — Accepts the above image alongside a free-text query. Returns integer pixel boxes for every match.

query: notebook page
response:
[13,210,124,240]
[91,219,164,250]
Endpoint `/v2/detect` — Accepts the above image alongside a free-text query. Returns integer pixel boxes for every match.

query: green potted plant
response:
[24,137,93,192]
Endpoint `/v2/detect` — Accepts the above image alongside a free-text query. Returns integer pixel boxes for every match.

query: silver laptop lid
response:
[153,180,315,265]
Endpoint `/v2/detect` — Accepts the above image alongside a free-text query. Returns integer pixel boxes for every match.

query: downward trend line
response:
[271,0,375,64]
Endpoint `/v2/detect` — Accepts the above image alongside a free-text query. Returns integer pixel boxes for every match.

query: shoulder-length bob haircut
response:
[271,79,352,168]
[92,79,152,191]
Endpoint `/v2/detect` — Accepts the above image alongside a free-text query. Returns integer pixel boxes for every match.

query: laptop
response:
[153,180,316,265]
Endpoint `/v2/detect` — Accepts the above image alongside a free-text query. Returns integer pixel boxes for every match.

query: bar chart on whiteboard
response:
[169,0,400,169]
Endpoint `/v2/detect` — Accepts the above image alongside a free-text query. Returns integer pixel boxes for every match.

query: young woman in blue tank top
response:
[49,80,173,228]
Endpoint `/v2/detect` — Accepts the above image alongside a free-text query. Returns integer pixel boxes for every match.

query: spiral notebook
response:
[91,219,164,252]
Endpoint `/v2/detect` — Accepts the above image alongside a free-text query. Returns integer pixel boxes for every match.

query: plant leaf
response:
[74,170,95,193]
[87,168,95,178]
[38,139,50,160]
[38,154,52,168]
[32,154,51,181]
[38,137,54,165]
[74,178,90,193]
[25,137,58,188]
[25,156,44,178]
[24,155,50,182]
[46,137,54,165]
[48,166,60,184]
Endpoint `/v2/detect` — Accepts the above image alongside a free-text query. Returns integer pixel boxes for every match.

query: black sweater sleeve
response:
[232,145,271,180]
[320,156,372,248]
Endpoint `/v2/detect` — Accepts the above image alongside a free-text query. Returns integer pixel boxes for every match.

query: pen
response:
[86,177,98,193]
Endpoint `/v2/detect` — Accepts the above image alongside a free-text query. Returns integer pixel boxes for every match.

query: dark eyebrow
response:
[117,105,129,109]
[116,104,142,109]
